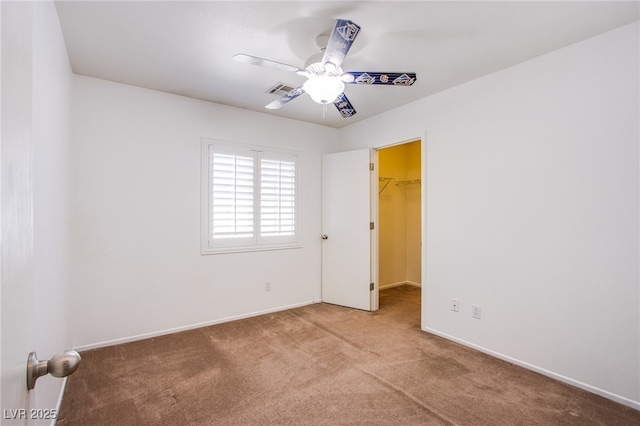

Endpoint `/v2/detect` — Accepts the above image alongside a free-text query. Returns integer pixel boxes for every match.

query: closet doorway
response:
[377,140,422,307]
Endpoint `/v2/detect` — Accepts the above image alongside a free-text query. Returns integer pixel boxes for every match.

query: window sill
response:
[201,242,302,255]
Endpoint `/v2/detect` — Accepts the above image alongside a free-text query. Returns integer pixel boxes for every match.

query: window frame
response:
[201,138,302,254]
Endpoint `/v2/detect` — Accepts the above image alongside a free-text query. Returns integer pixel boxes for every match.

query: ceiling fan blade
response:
[333,92,357,118]
[322,19,361,71]
[265,86,305,110]
[234,54,304,73]
[343,72,417,86]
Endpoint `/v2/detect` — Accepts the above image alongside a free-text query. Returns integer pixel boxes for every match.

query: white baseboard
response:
[379,281,421,290]
[52,377,68,426]
[74,300,321,352]
[423,327,640,412]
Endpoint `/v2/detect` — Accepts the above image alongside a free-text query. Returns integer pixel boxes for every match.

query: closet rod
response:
[397,178,421,185]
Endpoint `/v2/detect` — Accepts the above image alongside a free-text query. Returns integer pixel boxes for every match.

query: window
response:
[201,139,301,254]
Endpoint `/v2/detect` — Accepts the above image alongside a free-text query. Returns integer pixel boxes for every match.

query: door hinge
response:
[370,222,375,230]
[370,283,375,291]
[369,162,374,171]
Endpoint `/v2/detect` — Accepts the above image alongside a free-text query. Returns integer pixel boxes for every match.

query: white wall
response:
[71,76,339,349]
[340,22,640,409]
[1,0,73,423]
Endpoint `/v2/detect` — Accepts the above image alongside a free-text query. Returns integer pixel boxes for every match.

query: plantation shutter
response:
[261,157,296,237]
[202,139,300,253]
[210,147,256,243]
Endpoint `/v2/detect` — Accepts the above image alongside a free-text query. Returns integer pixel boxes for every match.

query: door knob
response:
[27,350,81,390]
[322,234,328,240]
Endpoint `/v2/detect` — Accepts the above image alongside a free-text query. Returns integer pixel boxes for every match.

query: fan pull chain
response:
[323,103,327,119]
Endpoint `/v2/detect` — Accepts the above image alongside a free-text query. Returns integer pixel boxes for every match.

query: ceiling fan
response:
[234,19,417,118]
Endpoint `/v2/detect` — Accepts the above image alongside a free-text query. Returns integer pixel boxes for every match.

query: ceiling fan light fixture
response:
[303,75,345,104]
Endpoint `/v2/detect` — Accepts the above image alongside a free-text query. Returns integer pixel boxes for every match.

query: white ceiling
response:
[54,1,639,129]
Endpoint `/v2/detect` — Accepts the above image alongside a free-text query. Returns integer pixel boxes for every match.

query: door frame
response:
[372,137,423,312]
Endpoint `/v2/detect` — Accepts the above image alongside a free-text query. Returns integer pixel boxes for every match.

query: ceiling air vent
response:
[266,82,297,96]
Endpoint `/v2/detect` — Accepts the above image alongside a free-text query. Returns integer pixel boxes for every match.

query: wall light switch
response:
[451,298,459,312]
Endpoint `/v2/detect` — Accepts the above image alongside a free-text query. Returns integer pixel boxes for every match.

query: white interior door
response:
[1,0,36,414]
[322,149,374,311]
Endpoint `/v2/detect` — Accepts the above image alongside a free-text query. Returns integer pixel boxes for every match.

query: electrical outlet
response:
[472,304,481,319]
[451,298,459,312]
[265,281,271,291]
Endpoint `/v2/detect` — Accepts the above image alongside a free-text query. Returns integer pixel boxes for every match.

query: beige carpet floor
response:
[58,285,640,425]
